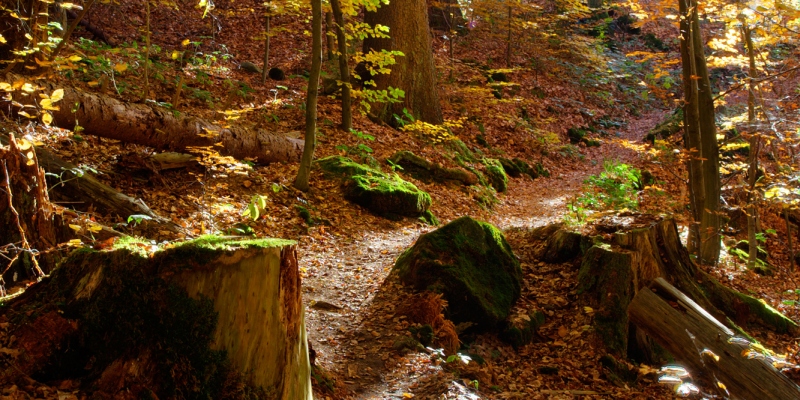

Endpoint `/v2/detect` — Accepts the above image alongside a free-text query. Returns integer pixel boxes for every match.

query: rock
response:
[317,156,434,222]
[239,61,262,74]
[483,158,508,193]
[734,240,768,262]
[393,216,521,327]
[268,67,286,81]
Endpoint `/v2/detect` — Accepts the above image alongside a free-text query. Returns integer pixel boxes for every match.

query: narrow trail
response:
[301,109,668,399]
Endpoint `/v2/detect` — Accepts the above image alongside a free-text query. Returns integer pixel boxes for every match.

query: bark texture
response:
[0,133,59,284]
[363,0,443,125]
[3,75,303,164]
[629,278,800,399]
[0,238,312,399]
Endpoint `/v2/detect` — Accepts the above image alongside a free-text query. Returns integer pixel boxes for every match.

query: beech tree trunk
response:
[3,75,303,164]
[363,0,443,125]
[294,0,322,191]
[679,0,720,263]
[0,237,312,399]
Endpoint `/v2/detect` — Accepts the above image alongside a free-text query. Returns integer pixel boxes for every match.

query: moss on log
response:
[388,150,478,186]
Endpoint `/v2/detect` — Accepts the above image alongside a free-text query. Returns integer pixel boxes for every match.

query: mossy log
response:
[629,278,800,399]
[0,237,312,399]
[559,214,797,360]
[389,150,478,186]
[644,108,683,143]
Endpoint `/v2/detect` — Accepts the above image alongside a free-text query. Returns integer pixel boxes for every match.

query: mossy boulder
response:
[393,216,522,327]
[317,156,433,220]
[483,158,508,193]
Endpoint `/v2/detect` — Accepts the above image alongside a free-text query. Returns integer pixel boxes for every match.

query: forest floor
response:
[3,0,800,399]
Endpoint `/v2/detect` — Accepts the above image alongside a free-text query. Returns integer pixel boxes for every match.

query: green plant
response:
[565,160,642,224]
[393,107,416,127]
[45,165,98,192]
[335,129,375,162]
[242,195,268,221]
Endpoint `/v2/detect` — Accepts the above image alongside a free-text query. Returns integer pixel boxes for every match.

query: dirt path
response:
[302,110,668,399]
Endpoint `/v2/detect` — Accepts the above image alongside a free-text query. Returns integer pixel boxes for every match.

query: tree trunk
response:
[679,0,720,264]
[692,7,721,264]
[3,76,303,164]
[363,0,443,125]
[629,278,800,399]
[742,21,761,269]
[294,0,322,191]
[330,0,352,131]
[0,237,312,399]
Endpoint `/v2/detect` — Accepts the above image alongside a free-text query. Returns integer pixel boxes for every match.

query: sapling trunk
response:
[742,20,760,269]
[262,9,271,85]
[330,0,351,130]
[294,0,322,191]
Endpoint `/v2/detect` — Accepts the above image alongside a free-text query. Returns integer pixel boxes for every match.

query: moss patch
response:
[317,156,435,223]
[482,158,508,193]
[393,216,521,327]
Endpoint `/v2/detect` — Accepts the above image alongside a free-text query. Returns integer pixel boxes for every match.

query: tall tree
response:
[680,0,721,263]
[363,0,443,125]
[294,0,322,191]
[330,0,352,130]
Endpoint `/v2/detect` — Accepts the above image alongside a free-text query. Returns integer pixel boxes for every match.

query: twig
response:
[2,156,44,278]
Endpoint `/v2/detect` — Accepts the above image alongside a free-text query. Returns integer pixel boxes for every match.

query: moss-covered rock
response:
[393,216,521,327]
[483,158,508,193]
[317,156,434,221]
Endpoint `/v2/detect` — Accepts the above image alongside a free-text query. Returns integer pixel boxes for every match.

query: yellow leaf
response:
[171,50,181,60]
[69,224,82,232]
[18,111,36,119]
[0,82,10,91]
[0,34,6,44]
[402,394,414,399]
[40,98,57,110]
[50,88,64,103]
[87,81,99,87]
[68,55,82,62]
[17,138,32,151]
[182,39,191,46]
[87,224,103,233]
[68,239,83,246]
[21,83,35,93]
[113,63,128,73]
[42,112,53,126]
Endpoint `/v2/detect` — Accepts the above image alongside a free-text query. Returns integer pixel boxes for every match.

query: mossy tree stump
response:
[537,214,797,362]
[0,237,312,400]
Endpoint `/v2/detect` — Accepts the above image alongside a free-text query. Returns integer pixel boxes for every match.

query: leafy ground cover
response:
[2,0,800,398]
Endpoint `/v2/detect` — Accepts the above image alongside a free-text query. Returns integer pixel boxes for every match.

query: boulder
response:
[317,156,435,223]
[393,216,521,327]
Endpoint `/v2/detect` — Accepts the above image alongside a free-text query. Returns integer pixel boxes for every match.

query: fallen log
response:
[0,236,312,399]
[388,150,478,186]
[3,74,303,164]
[629,278,800,399]
[0,134,173,228]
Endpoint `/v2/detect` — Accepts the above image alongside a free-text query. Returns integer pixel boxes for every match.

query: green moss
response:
[483,158,508,193]
[393,216,521,327]
[420,210,439,226]
[317,155,385,178]
[318,155,432,219]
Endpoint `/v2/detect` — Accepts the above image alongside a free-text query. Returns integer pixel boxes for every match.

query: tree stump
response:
[0,237,312,400]
[538,213,797,361]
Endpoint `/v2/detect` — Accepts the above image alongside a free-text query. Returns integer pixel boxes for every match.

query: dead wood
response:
[0,238,312,399]
[629,278,800,399]
[3,74,303,164]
